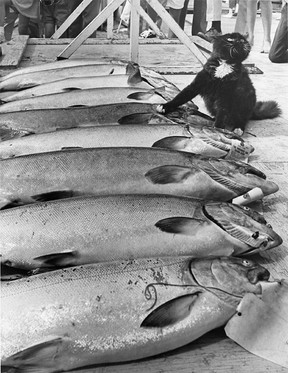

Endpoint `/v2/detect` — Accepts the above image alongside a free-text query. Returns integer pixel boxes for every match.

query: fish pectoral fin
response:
[152,136,197,154]
[127,90,156,101]
[2,337,67,373]
[155,216,207,235]
[118,112,153,125]
[34,251,78,267]
[141,293,200,328]
[145,165,198,184]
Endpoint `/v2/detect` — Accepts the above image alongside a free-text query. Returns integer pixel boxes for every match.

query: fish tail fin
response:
[127,65,143,85]
[2,337,67,373]
[251,101,281,120]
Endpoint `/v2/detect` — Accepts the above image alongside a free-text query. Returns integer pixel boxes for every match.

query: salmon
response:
[0,195,282,272]
[0,63,132,91]
[0,147,278,208]
[1,256,270,372]
[0,87,166,113]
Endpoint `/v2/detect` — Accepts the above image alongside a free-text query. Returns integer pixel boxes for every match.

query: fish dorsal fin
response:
[145,165,198,184]
[118,112,153,125]
[61,146,83,150]
[62,87,82,92]
[34,251,78,267]
[155,216,207,235]
[141,293,200,328]
[2,337,66,373]
[68,104,88,108]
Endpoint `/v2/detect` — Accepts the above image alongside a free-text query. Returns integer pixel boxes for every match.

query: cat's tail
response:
[251,101,281,120]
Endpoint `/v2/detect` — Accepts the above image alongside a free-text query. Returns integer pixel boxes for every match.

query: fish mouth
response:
[247,266,270,284]
[203,203,283,252]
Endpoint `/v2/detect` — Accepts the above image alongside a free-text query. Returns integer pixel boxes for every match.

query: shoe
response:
[198,28,222,43]
[140,29,156,38]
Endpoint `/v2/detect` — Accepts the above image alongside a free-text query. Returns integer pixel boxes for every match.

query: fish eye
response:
[242,259,254,267]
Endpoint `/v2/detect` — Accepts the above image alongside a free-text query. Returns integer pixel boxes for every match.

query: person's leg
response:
[198,0,221,41]
[234,0,247,33]
[68,0,82,38]
[246,0,257,46]
[82,0,102,37]
[179,0,189,30]
[4,3,18,41]
[192,0,207,35]
[260,0,272,52]
[42,3,55,38]
[168,7,182,38]
[269,3,288,62]
[54,0,70,38]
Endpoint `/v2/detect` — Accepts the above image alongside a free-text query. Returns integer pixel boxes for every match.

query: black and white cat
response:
[157,32,281,133]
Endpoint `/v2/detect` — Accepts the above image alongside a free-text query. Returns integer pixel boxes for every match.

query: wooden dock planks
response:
[0,35,29,69]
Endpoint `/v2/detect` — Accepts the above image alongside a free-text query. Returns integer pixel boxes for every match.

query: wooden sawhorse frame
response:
[52,0,207,65]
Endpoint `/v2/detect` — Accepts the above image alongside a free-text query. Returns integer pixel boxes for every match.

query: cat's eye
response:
[227,38,234,42]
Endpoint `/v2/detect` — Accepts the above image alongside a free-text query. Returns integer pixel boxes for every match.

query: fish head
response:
[203,202,283,254]
[202,158,279,196]
[190,256,270,298]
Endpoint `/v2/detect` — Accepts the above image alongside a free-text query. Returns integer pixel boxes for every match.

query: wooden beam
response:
[107,0,114,39]
[51,0,94,39]
[0,35,29,69]
[130,0,140,62]
[145,0,207,64]
[57,0,126,59]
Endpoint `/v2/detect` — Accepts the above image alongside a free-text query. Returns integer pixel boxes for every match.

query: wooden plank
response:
[57,0,125,59]
[51,0,94,39]
[191,35,212,53]
[0,35,29,69]
[145,0,207,64]
[129,0,140,62]
[107,0,114,39]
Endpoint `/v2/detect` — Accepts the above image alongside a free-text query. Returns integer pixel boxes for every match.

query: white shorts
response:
[167,0,185,10]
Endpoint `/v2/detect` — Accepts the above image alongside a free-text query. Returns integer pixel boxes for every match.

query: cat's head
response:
[212,32,251,63]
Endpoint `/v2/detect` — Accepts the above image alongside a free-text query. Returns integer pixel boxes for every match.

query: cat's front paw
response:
[156,104,166,114]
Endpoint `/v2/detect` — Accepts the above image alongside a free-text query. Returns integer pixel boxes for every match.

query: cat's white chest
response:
[214,60,233,78]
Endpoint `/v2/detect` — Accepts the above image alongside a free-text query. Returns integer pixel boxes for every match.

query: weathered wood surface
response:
[0,35,29,69]
[1,13,287,373]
